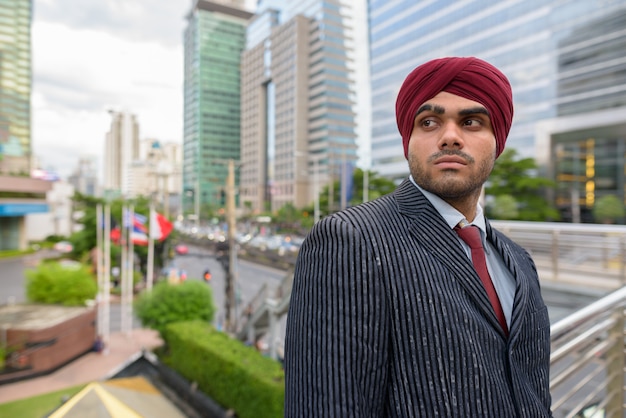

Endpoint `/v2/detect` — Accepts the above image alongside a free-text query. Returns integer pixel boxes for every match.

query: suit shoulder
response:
[326,193,400,226]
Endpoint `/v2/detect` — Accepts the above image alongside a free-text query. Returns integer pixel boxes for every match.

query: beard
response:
[408,150,494,200]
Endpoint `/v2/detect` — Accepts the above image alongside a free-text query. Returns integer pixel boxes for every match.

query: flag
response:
[124,209,147,228]
[108,216,121,244]
[110,226,121,244]
[150,208,174,241]
[340,160,355,209]
[131,213,149,246]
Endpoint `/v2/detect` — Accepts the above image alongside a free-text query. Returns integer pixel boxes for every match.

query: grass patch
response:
[0,248,35,260]
[0,384,86,418]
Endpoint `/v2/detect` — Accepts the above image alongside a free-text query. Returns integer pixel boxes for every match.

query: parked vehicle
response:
[175,244,189,255]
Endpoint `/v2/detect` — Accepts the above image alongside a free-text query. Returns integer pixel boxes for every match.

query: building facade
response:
[182,1,253,217]
[0,175,51,250]
[68,156,99,197]
[103,111,139,199]
[128,139,182,217]
[25,180,74,241]
[0,0,31,175]
[369,0,626,221]
[240,0,358,215]
[0,0,53,250]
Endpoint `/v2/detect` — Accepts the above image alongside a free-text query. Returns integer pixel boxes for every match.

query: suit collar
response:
[396,181,510,338]
[486,223,530,340]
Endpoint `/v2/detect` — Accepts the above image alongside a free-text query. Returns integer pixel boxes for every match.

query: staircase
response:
[236,269,294,360]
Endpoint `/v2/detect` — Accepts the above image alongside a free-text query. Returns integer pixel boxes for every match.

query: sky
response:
[32,0,254,179]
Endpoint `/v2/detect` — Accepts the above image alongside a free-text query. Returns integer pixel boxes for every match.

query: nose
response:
[437,122,464,150]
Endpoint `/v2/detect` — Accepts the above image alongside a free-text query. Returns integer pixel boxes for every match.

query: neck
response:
[443,193,481,223]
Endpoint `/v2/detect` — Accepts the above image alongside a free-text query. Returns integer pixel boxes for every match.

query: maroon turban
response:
[396,57,513,159]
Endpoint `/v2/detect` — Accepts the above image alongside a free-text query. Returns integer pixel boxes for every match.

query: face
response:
[408,91,496,205]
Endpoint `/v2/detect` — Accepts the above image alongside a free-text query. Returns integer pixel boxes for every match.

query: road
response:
[171,244,287,330]
[0,250,57,305]
[0,246,610,334]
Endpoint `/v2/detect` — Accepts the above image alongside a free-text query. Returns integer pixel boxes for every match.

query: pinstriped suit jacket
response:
[284,179,552,417]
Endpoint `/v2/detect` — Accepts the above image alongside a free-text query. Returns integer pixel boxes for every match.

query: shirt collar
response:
[409,175,486,234]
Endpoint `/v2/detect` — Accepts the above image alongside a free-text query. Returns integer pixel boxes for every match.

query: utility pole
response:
[224,159,237,333]
[195,178,200,229]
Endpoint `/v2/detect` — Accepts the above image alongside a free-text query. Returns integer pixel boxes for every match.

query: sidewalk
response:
[0,328,163,404]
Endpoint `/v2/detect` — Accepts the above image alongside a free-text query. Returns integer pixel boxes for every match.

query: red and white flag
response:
[150,208,173,241]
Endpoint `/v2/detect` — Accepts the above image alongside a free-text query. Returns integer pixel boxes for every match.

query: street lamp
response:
[294,151,320,223]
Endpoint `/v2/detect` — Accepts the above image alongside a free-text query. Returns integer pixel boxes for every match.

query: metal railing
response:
[491,221,626,287]
[549,286,626,417]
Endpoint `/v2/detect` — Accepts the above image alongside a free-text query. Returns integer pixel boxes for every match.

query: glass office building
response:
[240,0,358,214]
[369,0,626,221]
[0,0,32,174]
[182,1,253,215]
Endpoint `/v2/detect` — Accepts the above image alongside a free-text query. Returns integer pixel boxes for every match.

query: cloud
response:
[34,0,189,47]
[31,0,255,179]
[32,3,185,178]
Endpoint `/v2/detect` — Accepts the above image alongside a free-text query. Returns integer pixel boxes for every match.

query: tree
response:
[491,195,519,220]
[593,195,624,224]
[69,193,174,277]
[485,149,560,221]
[318,168,396,216]
[273,202,301,233]
[26,261,97,306]
[134,280,216,336]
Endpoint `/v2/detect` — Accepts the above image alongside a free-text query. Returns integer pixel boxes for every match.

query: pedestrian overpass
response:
[236,221,626,417]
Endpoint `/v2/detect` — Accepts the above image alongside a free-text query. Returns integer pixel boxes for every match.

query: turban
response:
[395,57,513,159]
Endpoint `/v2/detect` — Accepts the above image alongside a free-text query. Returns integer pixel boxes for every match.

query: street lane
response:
[172,243,287,329]
[0,247,611,333]
[0,249,58,305]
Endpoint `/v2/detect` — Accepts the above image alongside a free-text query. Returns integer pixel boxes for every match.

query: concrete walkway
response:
[0,328,163,404]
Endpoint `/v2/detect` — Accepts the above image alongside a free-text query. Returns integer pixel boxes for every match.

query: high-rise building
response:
[240,0,358,214]
[369,0,626,221]
[0,0,52,250]
[68,156,99,197]
[182,1,253,217]
[129,139,182,217]
[0,0,32,174]
[547,9,626,221]
[103,111,140,198]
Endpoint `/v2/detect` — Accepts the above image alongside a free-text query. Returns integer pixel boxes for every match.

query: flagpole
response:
[103,204,111,354]
[120,205,127,335]
[121,205,135,335]
[125,205,134,336]
[147,204,155,292]
[96,204,103,338]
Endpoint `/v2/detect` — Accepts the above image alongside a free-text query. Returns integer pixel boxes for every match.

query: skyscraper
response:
[182,1,253,217]
[68,156,99,197]
[103,111,139,198]
[0,0,51,251]
[240,0,358,214]
[369,0,626,221]
[0,0,32,174]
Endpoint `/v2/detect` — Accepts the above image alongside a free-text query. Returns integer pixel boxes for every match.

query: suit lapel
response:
[394,180,506,335]
[486,221,529,340]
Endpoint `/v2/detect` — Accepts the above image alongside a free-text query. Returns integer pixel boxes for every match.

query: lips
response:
[433,155,468,168]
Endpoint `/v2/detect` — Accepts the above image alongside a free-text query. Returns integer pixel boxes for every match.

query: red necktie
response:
[455,225,508,335]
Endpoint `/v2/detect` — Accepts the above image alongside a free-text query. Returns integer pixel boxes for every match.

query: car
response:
[53,241,73,253]
[174,244,189,255]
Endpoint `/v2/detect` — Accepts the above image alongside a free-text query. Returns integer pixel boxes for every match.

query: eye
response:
[463,118,483,128]
[421,118,439,129]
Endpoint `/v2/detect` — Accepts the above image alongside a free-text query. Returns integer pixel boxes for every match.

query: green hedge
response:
[25,261,97,306]
[163,321,284,418]
[134,281,215,336]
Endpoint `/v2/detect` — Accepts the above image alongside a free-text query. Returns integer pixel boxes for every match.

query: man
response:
[284,57,552,417]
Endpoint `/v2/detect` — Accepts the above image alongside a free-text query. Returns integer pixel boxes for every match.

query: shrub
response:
[134,280,215,335]
[163,321,284,418]
[593,194,625,224]
[25,261,97,306]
